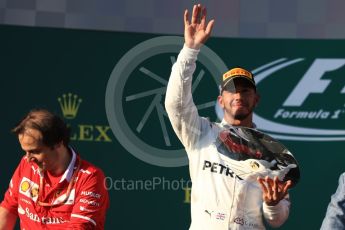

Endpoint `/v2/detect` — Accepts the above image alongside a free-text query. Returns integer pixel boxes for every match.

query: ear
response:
[217,95,225,109]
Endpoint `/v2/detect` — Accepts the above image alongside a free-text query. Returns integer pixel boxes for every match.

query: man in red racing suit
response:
[0,109,109,229]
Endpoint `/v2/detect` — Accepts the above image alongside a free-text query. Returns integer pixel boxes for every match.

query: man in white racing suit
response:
[165,4,292,230]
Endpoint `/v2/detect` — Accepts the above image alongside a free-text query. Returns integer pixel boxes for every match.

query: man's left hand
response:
[257,176,292,206]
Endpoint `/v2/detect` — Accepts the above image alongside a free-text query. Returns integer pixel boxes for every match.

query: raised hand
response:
[257,176,292,206]
[184,4,215,50]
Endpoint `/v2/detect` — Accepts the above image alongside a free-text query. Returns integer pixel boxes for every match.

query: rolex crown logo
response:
[58,93,82,119]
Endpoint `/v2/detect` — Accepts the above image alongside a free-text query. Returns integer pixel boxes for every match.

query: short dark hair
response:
[12,108,70,148]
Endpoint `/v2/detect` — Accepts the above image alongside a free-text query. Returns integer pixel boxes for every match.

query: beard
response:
[234,112,250,120]
[232,106,255,121]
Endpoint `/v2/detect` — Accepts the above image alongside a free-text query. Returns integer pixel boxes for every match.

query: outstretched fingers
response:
[183,4,214,49]
[205,19,215,36]
[272,176,279,200]
[184,9,190,27]
[266,176,275,200]
[191,4,197,25]
[191,4,201,25]
[282,180,292,195]
[199,6,214,39]
[200,6,207,29]
[258,176,292,206]
[257,177,268,194]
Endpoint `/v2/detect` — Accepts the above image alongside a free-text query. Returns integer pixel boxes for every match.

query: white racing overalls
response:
[165,45,290,230]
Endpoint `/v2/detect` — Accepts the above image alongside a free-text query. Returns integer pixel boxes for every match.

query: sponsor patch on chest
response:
[19,177,39,202]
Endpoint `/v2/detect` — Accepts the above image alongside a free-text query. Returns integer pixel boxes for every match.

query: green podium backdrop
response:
[1,25,345,229]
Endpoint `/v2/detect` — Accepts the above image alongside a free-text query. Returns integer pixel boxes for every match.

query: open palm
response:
[184,4,215,49]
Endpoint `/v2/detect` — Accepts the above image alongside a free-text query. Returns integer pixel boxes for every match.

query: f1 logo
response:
[283,59,345,106]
